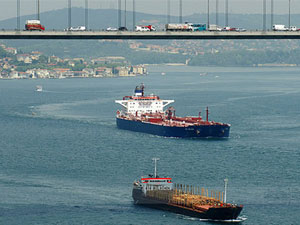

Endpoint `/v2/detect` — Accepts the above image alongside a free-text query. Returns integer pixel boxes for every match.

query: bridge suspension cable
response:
[289,0,291,29]
[17,0,20,31]
[179,0,182,23]
[207,0,210,29]
[262,0,266,31]
[118,0,121,28]
[37,0,40,20]
[225,0,228,27]
[167,0,170,23]
[271,0,274,30]
[68,0,71,29]
[133,0,136,31]
[216,0,219,25]
[124,0,127,28]
[85,0,88,30]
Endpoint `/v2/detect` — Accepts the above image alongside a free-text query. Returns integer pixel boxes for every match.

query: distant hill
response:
[0,8,299,30]
[0,8,171,30]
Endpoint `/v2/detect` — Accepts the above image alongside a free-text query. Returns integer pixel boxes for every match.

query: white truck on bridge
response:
[165,24,193,31]
[208,24,222,31]
[273,24,289,31]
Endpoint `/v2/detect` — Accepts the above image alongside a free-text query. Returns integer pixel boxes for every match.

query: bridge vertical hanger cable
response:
[17,0,20,31]
[263,0,266,31]
[152,158,160,178]
[179,0,182,23]
[225,0,228,27]
[118,0,121,28]
[167,0,170,23]
[271,0,274,30]
[216,0,219,25]
[289,0,291,29]
[133,0,135,31]
[125,0,127,28]
[37,0,40,20]
[207,0,210,29]
[85,0,88,30]
[68,0,71,29]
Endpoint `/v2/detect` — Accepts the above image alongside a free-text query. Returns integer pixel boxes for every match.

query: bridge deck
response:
[1,31,300,40]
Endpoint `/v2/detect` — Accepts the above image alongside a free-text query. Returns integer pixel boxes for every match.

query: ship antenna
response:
[224,178,228,203]
[141,83,145,96]
[206,107,209,122]
[152,157,160,178]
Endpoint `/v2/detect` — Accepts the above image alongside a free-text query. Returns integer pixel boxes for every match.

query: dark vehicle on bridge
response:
[118,27,128,31]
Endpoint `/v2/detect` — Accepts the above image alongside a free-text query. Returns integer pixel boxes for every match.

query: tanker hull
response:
[117,117,230,138]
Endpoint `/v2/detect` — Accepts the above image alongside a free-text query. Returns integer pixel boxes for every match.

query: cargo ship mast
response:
[224,178,228,203]
[152,157,160,178]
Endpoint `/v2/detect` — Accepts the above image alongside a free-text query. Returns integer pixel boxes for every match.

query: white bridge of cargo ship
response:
[115,94,174,115]
[133,158,174,193]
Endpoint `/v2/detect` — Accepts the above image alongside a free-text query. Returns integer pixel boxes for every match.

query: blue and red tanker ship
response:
[115,84,230,138]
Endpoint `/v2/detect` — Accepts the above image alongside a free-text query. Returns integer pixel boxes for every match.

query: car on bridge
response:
[236,28,247,32]
[106,27,118,31]
[65,26,86,31]
[135,26,150,32]
[223,27,238,31]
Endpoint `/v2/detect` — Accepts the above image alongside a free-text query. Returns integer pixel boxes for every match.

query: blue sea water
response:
[0,66,299,225]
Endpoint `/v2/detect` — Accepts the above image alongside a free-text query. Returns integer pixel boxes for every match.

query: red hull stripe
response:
[142,181,172,183]
[141,178,172,180]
